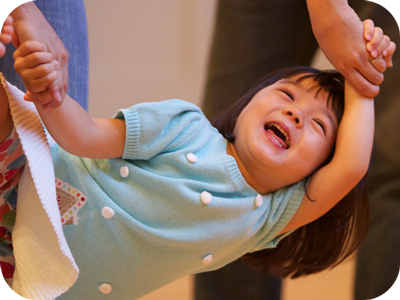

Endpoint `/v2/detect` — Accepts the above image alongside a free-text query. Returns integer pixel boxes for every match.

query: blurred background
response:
[84,1,356,299]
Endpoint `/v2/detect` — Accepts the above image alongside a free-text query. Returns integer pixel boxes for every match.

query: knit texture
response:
[1,73,78,300]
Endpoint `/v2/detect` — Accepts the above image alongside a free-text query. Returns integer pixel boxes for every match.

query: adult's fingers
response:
[369,54,387,73]
[345,68,380,98]
[367,27,383,55]
[363,19,374,41]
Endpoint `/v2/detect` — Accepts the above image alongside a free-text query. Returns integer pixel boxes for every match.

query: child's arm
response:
[0,16,14,142]
[0,82,13,143]
[280,23,395,234]
[0,16,14,58]
[13,41,126,159]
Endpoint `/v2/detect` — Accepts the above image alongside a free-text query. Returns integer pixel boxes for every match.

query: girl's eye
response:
[314,120,326,135]
[280,89,294,101]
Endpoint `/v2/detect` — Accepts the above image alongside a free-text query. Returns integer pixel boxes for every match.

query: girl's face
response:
[227,76,339,194]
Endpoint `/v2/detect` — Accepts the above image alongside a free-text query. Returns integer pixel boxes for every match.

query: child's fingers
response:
[24,70,58,93]
[372,35,391,57]
[14,52,54,71]
[13,41,47,59]
[383,41,396,67]
[16,60,58,82]
[367,27,384,56]
[369,54,387,73]
[363,19,375,41]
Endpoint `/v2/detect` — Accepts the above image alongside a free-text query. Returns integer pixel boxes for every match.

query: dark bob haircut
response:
[212,66,370,278]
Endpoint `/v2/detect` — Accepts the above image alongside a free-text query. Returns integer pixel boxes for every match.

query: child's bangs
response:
[293,71,345,124]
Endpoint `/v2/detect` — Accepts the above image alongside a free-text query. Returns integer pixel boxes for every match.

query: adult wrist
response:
[11,2,35,17]
[306,0,354,33]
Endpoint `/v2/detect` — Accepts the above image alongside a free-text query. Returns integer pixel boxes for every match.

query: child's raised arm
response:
[280,22,395,234]
[13,41,126,158]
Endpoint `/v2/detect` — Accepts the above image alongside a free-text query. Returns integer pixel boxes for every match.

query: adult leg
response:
[352,2,400,299]
[195,1,318,299]
[201,0,318,120]
[0,0,89,110]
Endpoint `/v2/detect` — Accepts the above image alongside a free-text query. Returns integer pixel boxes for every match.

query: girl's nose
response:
[284,108,303,127]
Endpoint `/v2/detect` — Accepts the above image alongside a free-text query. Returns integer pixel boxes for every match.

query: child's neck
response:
[226,142,273,195]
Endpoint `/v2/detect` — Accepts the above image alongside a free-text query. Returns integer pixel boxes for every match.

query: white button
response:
[255,194,263,207]
[120,166,129,178]
[186,153,198,163]
[200,191,212,205]
[202,254,213,264]
[99,283,112,294]
[102,207,115,219]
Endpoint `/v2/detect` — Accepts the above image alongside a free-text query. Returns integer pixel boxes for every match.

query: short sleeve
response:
[114,99,204,160]
[250,180,306,251]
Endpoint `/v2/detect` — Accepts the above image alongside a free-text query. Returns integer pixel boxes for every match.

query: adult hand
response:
[363,19,396,73]
[0,16,14,58]
[307,0,383,98]
[11,2,68,107]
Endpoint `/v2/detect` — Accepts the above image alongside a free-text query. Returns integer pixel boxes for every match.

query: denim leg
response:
[195,259,282,300]
[195,1,318,299]
[353,2,400,299]
[0,0,89,110]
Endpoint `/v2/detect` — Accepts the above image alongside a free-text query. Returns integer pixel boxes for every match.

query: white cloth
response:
[1,74,78,300]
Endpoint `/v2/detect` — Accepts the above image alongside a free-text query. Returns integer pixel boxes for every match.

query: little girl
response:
[0,17,396,300]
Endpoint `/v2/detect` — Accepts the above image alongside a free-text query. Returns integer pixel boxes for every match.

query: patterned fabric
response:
[0,127,26,285]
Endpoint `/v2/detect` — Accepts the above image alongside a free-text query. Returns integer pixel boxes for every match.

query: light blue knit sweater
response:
[53,100,305,299]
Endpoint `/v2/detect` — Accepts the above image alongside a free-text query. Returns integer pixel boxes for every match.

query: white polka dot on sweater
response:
[200,191,212,205]
[120,166,129,178]
[186,153,198,163]
[254,194,263,207]
[102,207,115,219]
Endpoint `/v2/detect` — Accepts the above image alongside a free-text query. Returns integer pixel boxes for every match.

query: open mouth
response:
[264,122,290,149]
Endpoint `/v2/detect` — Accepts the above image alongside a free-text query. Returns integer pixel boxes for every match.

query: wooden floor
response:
[138,258,355,300]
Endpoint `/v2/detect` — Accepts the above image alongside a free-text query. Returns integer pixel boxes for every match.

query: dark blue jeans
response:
[0,0,89,110]
[196,1,400,299]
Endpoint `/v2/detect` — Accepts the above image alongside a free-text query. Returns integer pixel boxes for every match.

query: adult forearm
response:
[10,2,39,19]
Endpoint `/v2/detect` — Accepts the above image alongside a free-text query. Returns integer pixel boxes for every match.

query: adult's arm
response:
[306,0,383,98]
[11,2,68,106]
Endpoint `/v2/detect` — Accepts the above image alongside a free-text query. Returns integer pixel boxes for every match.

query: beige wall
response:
[85,0,217,118]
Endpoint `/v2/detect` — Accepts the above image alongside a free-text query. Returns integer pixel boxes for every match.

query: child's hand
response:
[363,19,396,73]
[0,16,14,58]
[13,41,62,109]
